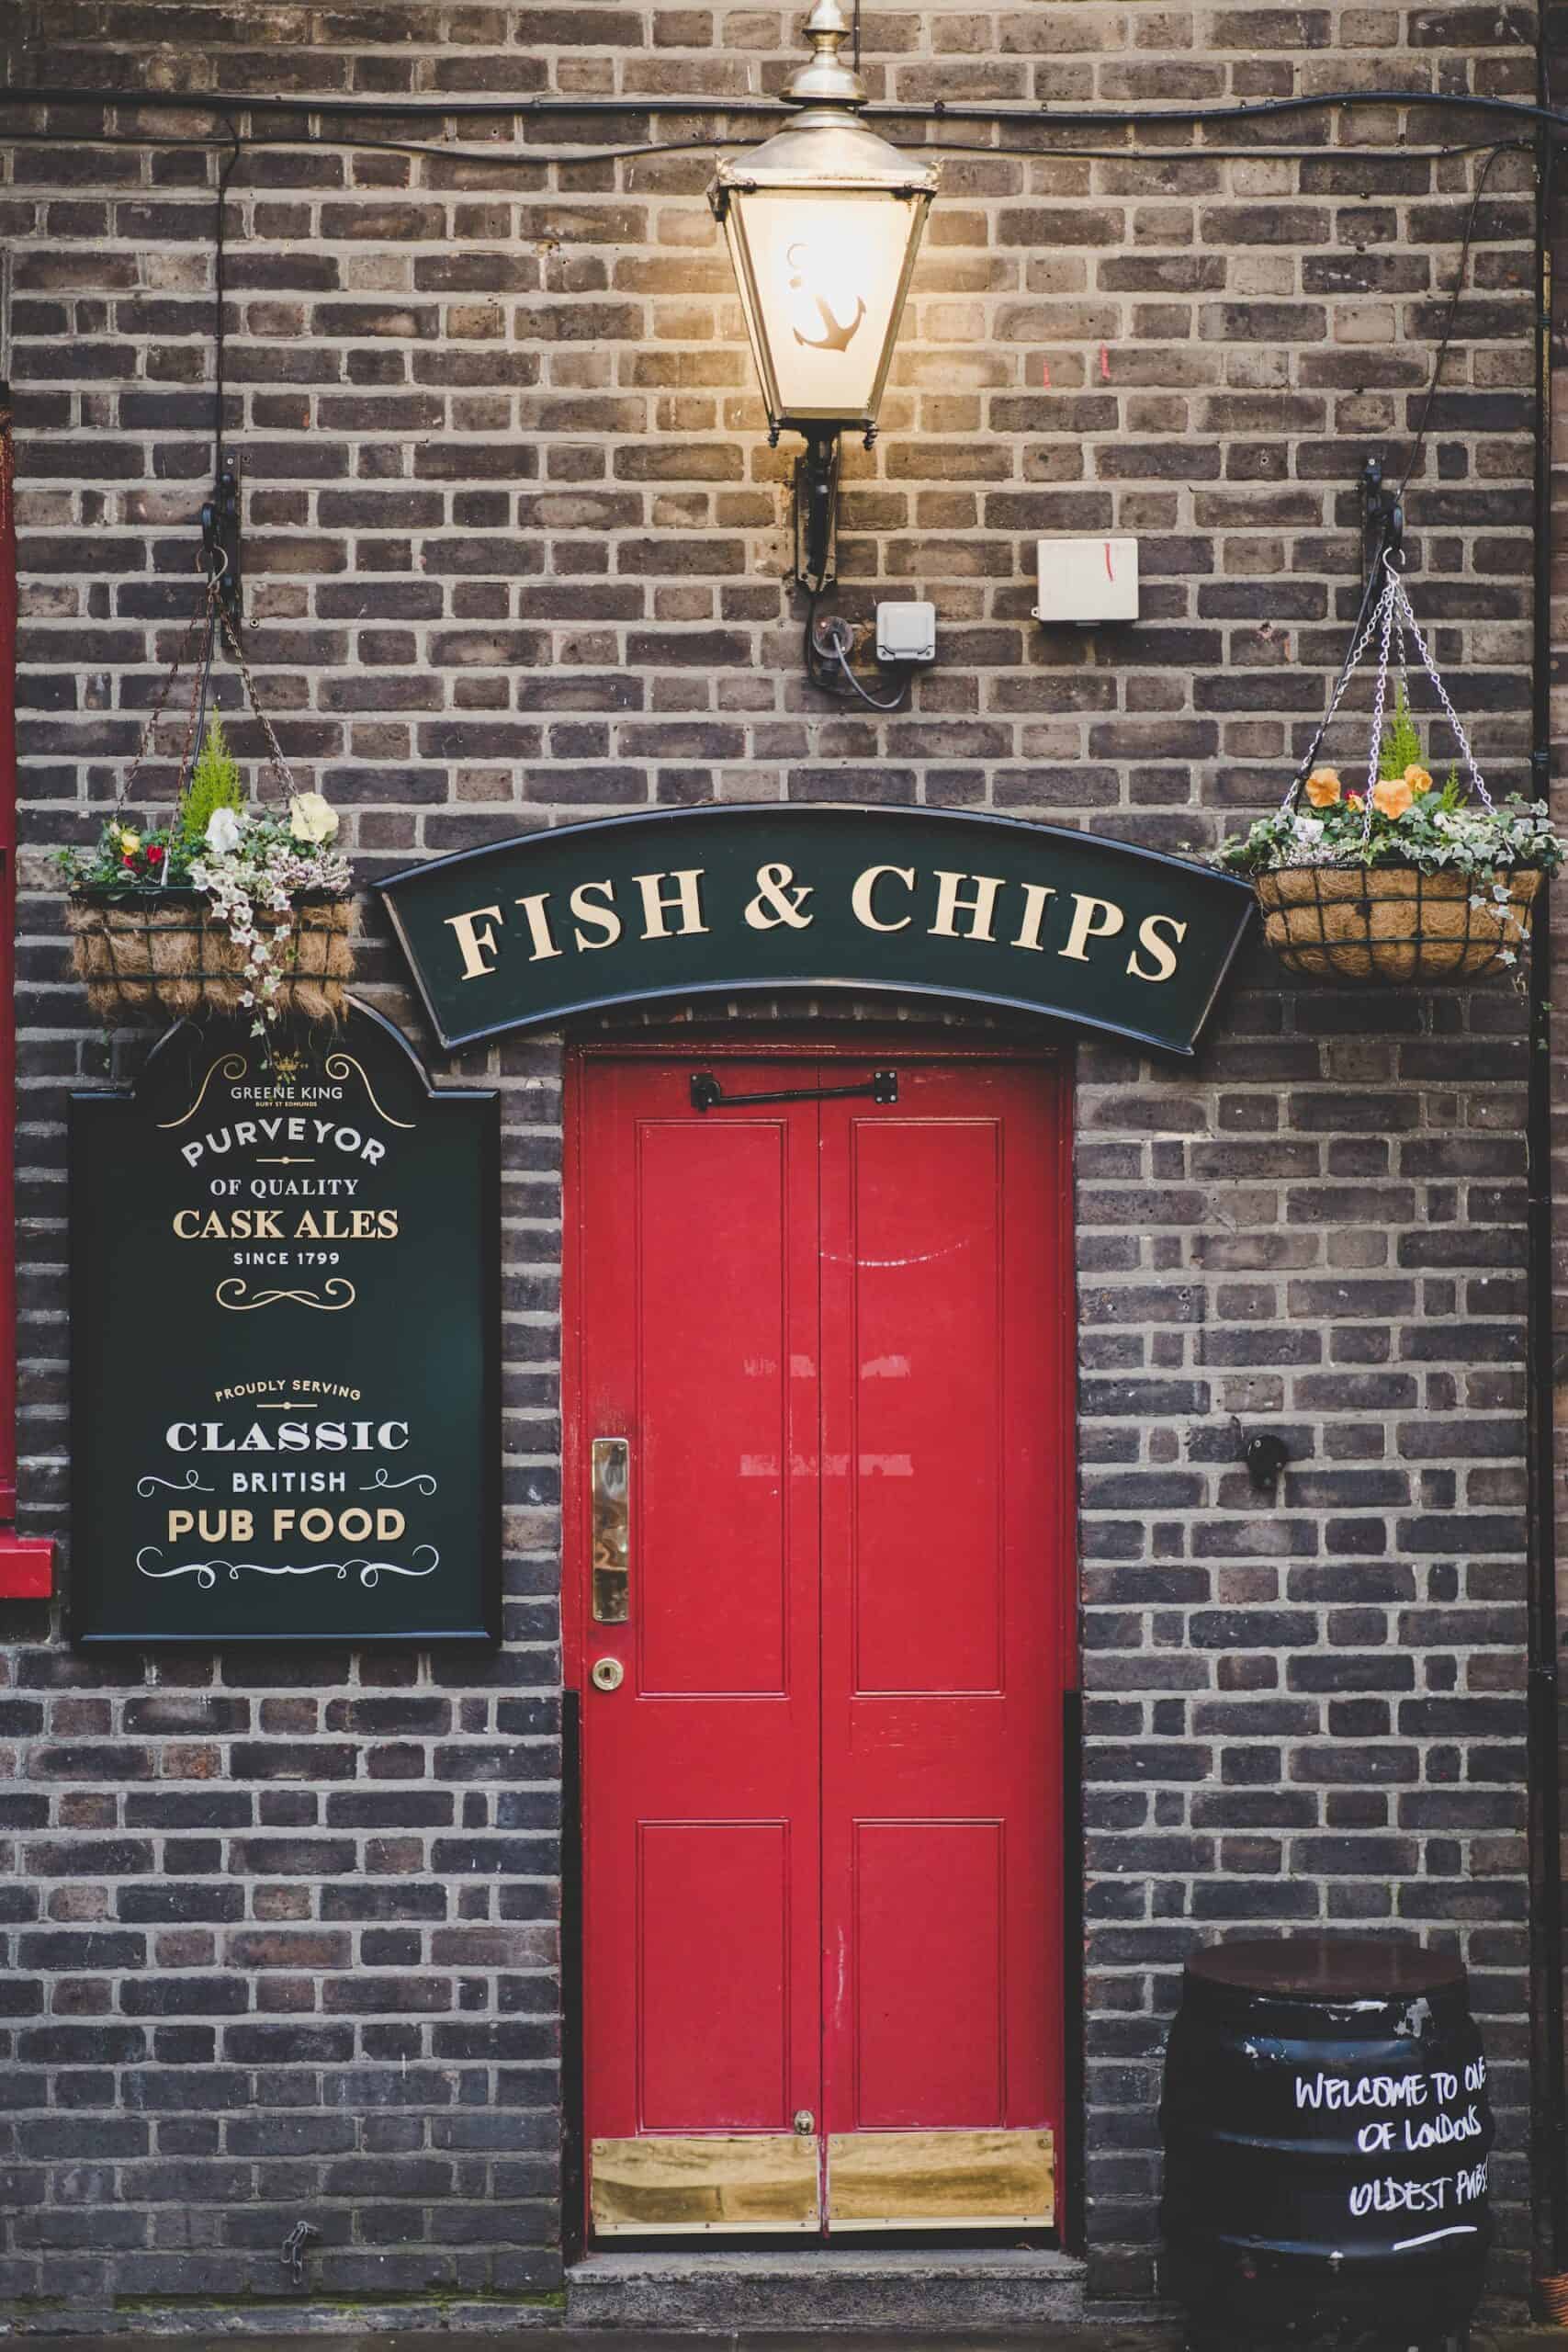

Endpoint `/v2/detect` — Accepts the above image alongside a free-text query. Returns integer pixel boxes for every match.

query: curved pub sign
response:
[377,805,1254,1059]
[71,1007,500,1645]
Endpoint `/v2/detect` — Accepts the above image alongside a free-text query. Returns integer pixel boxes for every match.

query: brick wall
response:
[0,0,1547,2326]
[1545,25,1568,2285]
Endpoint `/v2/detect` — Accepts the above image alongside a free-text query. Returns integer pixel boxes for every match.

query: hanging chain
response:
[1286,548,1492,833]
[1360,561,1399,848]
[114,571,299,828]
[218,605,299,803]
[1280,573,1394,812]
[1395,582,1493,808]
[116,583,219,818]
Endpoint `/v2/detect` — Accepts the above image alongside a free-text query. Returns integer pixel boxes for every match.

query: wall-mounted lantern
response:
[709,0,937,584]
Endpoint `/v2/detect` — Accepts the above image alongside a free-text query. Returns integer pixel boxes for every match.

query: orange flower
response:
[1372,775,1414,820]
[1303,766,1342,807]
[1404,763,1433,796]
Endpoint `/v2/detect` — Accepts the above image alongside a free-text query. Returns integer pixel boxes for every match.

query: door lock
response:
[591,1657,625,1692]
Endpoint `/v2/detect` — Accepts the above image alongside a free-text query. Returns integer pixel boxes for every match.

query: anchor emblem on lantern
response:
[785,240,866,351]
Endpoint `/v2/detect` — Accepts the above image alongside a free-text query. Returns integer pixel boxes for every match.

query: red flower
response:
[121,852,137,867]
[147,843,164,865]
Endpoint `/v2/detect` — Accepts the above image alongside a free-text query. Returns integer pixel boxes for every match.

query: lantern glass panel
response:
[723,186,927,430]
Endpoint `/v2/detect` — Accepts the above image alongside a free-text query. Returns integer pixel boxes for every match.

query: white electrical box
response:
[1033,537,1139,626]
[875,599,937,664]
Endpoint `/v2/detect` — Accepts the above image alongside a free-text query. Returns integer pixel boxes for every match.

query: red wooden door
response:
[569,1046,1071,2238]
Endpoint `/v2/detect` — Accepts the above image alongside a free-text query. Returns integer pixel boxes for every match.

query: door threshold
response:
[565,2245,1089,2332]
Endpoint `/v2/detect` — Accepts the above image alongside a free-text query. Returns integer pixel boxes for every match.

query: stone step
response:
[565,2246,1092,2333]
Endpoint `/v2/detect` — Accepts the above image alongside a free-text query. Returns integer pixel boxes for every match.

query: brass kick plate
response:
[827,2128,1055,2230]
[591,2133,820,2234]
[591,1437,629,1623]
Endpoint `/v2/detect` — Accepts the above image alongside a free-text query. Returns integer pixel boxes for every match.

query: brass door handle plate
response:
[591,1657,625,1692]
[592,1436,630,1623]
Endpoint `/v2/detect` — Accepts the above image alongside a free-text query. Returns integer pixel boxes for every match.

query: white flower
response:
[205,806,247,855]
[1292,816,1325,844]
[289,792,338,846]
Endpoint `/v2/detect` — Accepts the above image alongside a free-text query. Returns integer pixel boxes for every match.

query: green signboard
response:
[71,1005,500,1645]
[377,806,1253,1058]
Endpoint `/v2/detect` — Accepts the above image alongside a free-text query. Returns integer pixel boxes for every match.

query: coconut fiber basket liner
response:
[66,888,353,1025]
[1255,863,1540,985]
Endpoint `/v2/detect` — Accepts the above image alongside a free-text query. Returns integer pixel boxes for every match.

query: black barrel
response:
[1160,1937,1494,2340]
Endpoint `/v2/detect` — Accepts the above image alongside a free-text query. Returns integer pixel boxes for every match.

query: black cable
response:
[828,640,909,711]
[802,580,912,711]
[0,127,716,164]
[213,123,242,478]
[0,124,1534,169]
[802,576,830,694]
[6,81,1568,130]
[1281,134,1515,797]
[1395,137,1517,502]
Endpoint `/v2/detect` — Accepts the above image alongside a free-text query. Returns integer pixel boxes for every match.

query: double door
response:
[567,1046,1072,2236]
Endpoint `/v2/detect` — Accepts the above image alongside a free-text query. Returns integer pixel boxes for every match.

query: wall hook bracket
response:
[1245,1430,1291,1494]
[795,427,841,586]
[201,458,243,627]
[280,2220,319,2288]
[1360,454,1403,596]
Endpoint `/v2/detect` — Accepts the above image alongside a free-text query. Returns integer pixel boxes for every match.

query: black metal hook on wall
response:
[1360,455,1404,598]
[200,458,243,628]
[202,126,244,630]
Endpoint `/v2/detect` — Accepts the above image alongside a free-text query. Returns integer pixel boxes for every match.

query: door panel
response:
[851,1817,1005,2126]
[578,1060,823,2224]
[635,1117,794,1697]
[572,1048,1068,2239]
[837,1114,1004,1696]
[636,1818,794,2129]
[819,1063,1061,2222]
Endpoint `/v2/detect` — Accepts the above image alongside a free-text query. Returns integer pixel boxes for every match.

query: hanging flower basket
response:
[1213,552,1562,986]
[59,582,354,1032]
[65,888,352,1027]
[1255,864,1543,985]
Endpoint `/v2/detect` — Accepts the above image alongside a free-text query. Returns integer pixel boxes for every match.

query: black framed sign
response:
[376,804,1254,1060]
[71,1004,500,1645]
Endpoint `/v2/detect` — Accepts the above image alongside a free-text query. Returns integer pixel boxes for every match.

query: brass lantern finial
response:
[784,1,866,110]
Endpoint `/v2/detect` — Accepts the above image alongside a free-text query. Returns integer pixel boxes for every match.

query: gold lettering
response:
[930,870,1005,943]
[1061,892,1125,962]
[634,868,708,940]
[444,903,504,980]
[851,865,915,932]
[1011,882,1056,953]
[1127,912,1188,984]
[570,878,622,951]
[515,891,563,963]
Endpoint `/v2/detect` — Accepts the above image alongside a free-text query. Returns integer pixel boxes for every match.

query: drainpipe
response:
[1526,84,1567,2295]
